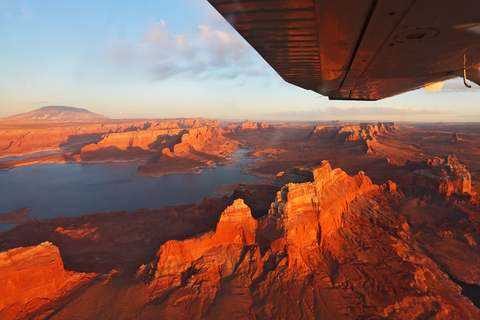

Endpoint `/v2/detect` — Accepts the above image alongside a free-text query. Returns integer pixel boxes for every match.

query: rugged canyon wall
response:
[0,117,220,159]
[141,161,479,319]
[0,117,245,177]
[400,154,472,196]
[309,122,397,154]
[0,242,94,319]
[1,160,480,319]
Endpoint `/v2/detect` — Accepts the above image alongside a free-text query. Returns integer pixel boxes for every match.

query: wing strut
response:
[464,54,472,88]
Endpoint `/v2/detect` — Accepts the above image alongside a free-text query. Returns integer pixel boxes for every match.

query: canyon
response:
[2,107,480,319]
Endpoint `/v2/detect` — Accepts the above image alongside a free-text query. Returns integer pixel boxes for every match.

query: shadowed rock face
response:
[401,154,472,196]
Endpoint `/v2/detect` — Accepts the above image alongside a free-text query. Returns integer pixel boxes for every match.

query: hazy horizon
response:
[1,0,480,122]
[4,104,480,124]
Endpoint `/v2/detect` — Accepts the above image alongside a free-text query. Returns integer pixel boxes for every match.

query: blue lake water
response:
[0,150,260,231]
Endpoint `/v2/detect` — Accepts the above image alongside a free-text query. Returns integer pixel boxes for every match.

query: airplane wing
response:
[207,0,480,100]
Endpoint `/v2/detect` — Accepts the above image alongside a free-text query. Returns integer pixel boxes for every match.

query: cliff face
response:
[0,242,94,319]
[310,122,396,154]
[0,118,241,177]
[137,126,239,177]
[400,154,472,196]
[81,129,183,152]
[236,121,270,130]
[1,159,480,319]
[144,161,479,319]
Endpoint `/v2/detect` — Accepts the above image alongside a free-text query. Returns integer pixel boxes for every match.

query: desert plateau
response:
[1,106,480,319]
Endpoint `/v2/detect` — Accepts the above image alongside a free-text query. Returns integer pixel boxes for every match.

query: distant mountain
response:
[4,106,109,121]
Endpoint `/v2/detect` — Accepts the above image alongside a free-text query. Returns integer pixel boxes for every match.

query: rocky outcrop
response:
[137,125,239,177]
[147,118,219,130]
[0,242,94,319]
[400,154,472,196]
[338,122,397,142]
[452,132,463,143]
[269,166,314,190]
[148,199,258,308]
[268,161,375,249]
[80,129,183,153]
[2,159,480,319]
[310,122,396,141]
[308,125,340,138]
[141,161,480,319]
[237,121,270,130]
[173,126,223,153]
[309,122,396,154]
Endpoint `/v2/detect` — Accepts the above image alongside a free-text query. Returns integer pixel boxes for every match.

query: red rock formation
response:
[80,129,186,153]
[309,122,395,154]
[309,125,340,138]
[0,242,94,319]
[400,154,472,196]
[137,125,238,177]
[141,161,479,319]
[237,121,270,130]
[2,159,480,319]
[452,132,463,143]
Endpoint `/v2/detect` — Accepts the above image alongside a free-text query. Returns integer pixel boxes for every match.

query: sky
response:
[1,0,479,122]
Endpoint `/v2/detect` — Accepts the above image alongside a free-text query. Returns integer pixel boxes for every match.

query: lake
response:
[0,150,260,231]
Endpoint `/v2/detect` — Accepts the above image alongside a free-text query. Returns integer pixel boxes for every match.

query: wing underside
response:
[207,0,480,100]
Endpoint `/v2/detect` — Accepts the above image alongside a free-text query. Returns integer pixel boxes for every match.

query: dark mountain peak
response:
[4,106,109,122]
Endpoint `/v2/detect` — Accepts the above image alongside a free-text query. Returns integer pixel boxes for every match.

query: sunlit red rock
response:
[0,242,94,319]
[2,118,480,319]
[141,161,479,319]
[400,154,472,196]
[237,120,270,130]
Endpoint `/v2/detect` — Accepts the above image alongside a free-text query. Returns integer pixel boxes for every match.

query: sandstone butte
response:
[401,154,472,197]
[0,242,95,319]
[309,122,397,154]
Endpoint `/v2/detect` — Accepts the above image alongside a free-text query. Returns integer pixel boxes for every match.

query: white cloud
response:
[102,20,263,82]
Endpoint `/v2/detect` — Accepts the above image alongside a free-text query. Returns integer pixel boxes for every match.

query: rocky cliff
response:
[0,242,94,319]
[400,154,472,196]
[310,122,397,154]
[1,159,480,319]
[141,161,478,319]
[236,121,270,130]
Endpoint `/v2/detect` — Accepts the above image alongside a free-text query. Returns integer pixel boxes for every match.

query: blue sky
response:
[1,0,479,121]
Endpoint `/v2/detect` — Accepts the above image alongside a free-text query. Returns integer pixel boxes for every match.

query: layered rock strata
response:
[0,242,94,319]
[310,122,397,154]
[401,154,472,196]
[144,161,478,319]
